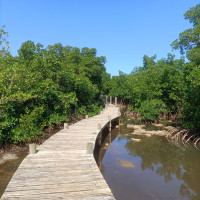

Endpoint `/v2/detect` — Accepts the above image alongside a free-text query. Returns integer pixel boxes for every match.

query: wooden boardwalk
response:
[2,105,120,200]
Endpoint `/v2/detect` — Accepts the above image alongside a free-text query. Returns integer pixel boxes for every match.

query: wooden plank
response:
[1,105,119,199]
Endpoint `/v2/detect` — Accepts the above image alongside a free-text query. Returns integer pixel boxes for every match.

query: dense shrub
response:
[0,33,108,144]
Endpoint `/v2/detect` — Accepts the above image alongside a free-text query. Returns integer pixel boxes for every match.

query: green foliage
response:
[108,71,131,104]
[1,3,200,144]
[0,25,9,57]
[107,4,200,126]
[184,4,200,27]
[77,103,103,117]
[171,3,200,129]
[108,54,184,121]
[137,99,166,121]
[0,32,107,144]
[12,107,45,143]
[171,4,200,63]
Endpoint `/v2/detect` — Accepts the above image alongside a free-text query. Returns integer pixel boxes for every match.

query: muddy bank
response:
[126,120,200,147]
[0,125,62,198]
[121,106,200,145]
[0,149,28,197]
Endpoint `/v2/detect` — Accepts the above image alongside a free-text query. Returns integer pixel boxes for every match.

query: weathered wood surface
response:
[2,105,120,200]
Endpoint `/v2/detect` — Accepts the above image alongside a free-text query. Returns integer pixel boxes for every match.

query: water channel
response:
[96,116,200,200]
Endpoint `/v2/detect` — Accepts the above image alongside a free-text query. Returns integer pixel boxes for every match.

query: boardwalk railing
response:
[104,96,118,106]
[2,104,120,200]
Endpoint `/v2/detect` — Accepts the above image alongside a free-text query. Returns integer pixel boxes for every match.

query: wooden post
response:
[108,116,111,132]
[64,123,69,129]
[115,97,117,106]
[97,123,102,130]
[87,142,94,154]
[29,143,36,154]
[105,95,108,105]
[110,96,112,104]
[85,115,88,119]
[118,107,121,116]
[108,132,111,144]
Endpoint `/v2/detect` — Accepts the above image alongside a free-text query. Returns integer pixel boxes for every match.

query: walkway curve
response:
[2,105,120,200]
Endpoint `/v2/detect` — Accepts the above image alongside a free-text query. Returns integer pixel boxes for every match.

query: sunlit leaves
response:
[108,54,184,121]
[0,40,106,144]
[171,4,200,61]
[184,3,200,27]
[0,25,9,58]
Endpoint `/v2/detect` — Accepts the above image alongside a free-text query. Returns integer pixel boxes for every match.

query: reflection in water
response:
[96,129,119,173]
[96,116,200,200]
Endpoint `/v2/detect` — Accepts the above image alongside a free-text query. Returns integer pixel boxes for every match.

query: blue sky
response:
[0,0,199,76]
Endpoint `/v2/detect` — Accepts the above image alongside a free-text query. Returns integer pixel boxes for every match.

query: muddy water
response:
[0,150,28,197]
[97,116,200,200]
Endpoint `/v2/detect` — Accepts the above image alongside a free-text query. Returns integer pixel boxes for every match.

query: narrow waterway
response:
[97,116,200,200]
